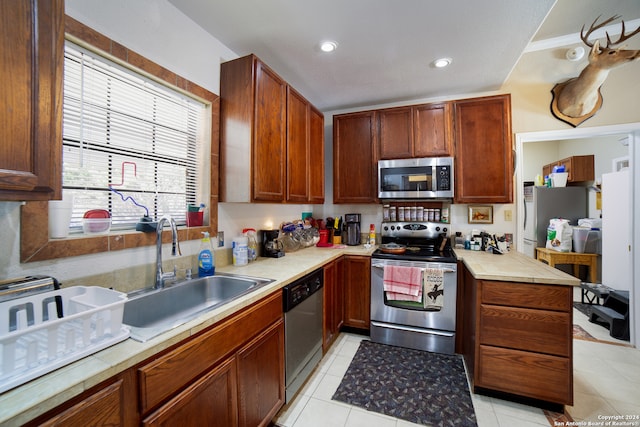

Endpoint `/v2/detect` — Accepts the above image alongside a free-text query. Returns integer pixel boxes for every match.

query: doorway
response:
[515,123,639,348]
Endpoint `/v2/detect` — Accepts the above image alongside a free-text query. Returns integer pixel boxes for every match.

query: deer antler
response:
[581,15,640,48]
[608,19,640,47]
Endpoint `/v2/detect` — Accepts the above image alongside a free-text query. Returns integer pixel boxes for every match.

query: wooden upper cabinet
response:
[0,0,64,201]
[287,87,309,203]
[286,88,325,203]
[413,102,452,157]
[453,94,513,204]
[333,111,378,204]
[378,107,413,159]
[378,103,452,160]
[253,60,287,202]
[220,54,323,204]
[542,155,594,183]
[308,105,325,203]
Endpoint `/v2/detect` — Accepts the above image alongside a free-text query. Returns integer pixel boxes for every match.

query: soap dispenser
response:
[198,232,215,277]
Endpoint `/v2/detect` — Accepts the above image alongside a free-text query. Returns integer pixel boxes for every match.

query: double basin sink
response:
[122,273,275,342]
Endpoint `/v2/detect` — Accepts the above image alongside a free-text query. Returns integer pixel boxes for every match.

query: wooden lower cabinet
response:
[145,318,284,427]
[462,264,573,406]
[323,257,344,351]
[35,291,284,426]
[27,370,137,427]
[38,379,129,427]
[237,319,285,427]
[343,256,371,329]
[143,357,238,427]
[138,292,285,426]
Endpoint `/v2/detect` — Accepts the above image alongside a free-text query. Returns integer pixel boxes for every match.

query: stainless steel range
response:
[370,221,457,354]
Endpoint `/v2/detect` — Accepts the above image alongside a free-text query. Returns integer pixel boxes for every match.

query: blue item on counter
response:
[198,232,215,277]
[552,165,566,173]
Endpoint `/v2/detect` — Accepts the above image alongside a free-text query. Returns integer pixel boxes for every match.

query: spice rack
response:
[383,201,449,223]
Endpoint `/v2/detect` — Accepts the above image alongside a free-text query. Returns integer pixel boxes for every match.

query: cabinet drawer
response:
[477,345,572,405]
[479,305,571,356]
[138,292,282,414]
[481,281,572,311]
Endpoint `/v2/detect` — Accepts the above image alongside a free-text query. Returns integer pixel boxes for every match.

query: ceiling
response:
[168,0,640,111]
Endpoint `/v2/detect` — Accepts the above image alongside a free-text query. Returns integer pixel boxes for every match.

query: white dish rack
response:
[0,286,130,393]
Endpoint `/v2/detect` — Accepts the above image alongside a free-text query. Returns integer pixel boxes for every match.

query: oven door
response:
[370,260,457,331]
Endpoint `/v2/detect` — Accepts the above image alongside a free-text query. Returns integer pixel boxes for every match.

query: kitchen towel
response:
[424,268,444,309]
[383,265,423,302]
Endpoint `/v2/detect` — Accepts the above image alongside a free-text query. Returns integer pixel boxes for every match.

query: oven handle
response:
[371,263,455,273]
[371,321,455,337]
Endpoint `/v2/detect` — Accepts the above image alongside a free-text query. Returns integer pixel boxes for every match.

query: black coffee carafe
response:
[261,229,284,258]
[344,213,361,246]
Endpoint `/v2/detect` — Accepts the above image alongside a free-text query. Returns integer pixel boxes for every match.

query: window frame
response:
[20,15,219,263]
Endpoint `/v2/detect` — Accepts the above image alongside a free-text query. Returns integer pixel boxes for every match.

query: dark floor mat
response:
[332,340,477,426]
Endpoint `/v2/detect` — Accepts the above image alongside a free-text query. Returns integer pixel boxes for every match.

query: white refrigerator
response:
[601,170,631,290]
[522,185,588,258]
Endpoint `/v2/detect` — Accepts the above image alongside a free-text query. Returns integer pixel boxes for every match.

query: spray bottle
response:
[198,232,215,277]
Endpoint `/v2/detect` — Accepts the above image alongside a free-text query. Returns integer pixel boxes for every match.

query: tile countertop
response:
[455,248,581,286]
[0,244,375,427]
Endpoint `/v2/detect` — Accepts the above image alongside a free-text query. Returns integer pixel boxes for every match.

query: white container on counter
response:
[232,235,248,266]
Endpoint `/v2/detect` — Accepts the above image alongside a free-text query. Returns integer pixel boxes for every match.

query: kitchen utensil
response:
[379,243,407,254]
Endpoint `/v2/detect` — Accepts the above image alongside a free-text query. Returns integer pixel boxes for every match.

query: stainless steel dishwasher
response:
[282,268,323,403]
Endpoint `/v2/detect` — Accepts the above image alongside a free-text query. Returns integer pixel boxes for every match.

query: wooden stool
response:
[535,247,598,283]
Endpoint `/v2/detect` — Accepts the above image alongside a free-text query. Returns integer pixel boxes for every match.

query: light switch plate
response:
[504,210,512,221]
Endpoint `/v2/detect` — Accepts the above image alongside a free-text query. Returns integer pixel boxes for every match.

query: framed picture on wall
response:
[468,205,493,224]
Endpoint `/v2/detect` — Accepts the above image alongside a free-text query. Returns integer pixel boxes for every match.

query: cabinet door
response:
[237,319,285,427]
[378,107,413,159]
[343,256,371,329]
[333,112,378,203]
[143,358,238,427]
[454,95,513,203]
[253,60,286,201]
[39,378,131,427]
[286,87,309,203]
[0,0,63,201]
[308,105,325,203]
[334,256,345,334]
[323,257,344,351]
[413,103,453,157]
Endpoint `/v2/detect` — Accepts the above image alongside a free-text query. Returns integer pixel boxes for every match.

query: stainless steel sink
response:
[123,273,275,342]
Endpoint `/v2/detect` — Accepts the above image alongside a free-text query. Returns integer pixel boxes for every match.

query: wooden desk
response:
[536,247,598,283]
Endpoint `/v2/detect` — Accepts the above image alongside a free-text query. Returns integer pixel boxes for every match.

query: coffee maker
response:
[261,229,284,258]
[344,213,361,246]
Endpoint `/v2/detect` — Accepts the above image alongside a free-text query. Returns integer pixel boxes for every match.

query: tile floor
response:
[273,288,640,427]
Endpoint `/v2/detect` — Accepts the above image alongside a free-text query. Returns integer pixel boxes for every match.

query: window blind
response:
[62,42,205,231]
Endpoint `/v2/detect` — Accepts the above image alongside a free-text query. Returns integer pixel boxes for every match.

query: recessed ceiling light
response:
[433,57,452,68]
[320,41,338,53]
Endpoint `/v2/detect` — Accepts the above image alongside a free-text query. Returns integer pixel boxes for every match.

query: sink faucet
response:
[155,216,181,289]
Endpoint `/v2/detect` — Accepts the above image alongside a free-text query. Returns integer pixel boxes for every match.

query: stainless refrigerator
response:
[522,184,588,258]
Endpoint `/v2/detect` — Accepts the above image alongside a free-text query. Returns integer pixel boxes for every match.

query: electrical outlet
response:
[504,210,512,221]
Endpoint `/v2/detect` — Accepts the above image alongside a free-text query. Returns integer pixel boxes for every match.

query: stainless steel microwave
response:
[378,157,454,199]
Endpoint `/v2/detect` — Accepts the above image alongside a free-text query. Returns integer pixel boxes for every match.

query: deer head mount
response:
[550,15,640,127]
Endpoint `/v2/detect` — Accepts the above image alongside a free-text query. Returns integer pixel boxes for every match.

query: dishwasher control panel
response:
[282,268,323,312]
